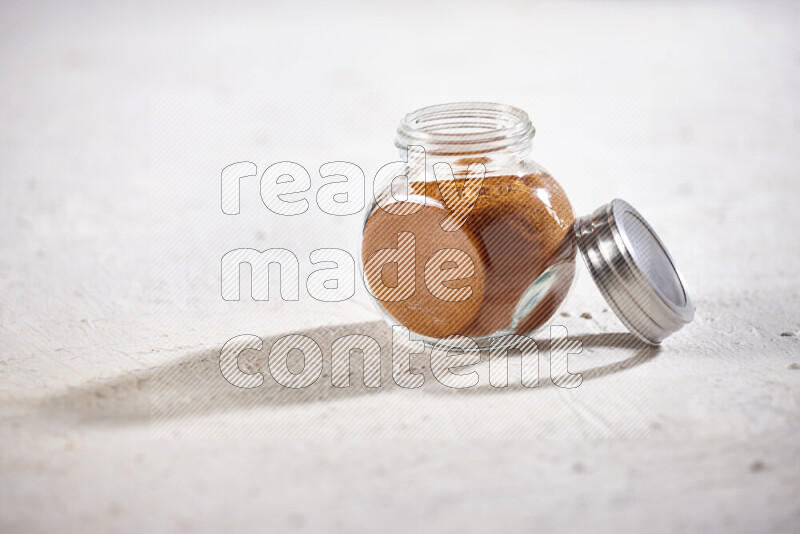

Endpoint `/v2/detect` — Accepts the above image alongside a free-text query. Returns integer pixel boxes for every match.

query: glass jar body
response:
[360,103,577,345]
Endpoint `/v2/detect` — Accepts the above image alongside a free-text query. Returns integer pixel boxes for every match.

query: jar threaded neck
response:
[395,102,534,156]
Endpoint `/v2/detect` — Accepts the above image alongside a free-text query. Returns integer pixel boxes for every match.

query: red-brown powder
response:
[362,169,576,339]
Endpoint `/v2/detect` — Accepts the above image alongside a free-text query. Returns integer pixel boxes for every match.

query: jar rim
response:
[395,102,535,154]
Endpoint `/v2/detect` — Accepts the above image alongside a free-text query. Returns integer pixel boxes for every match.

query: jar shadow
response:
[420,331,660,398]
[20,323,659,427]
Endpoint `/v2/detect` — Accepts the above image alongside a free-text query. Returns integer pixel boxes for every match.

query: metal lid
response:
[574,199,695,345]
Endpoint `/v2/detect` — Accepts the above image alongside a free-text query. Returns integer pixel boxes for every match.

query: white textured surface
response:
[1,1,799,532]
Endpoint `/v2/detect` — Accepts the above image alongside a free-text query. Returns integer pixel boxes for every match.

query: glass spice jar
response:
[360,102,694,346]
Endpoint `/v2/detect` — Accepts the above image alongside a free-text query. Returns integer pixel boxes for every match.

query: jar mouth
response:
[396,102,535,155]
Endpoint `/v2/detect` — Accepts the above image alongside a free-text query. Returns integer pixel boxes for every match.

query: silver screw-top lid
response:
[574,199,695,345]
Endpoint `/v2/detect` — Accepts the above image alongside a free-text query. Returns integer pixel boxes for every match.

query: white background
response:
[1,1,799,532]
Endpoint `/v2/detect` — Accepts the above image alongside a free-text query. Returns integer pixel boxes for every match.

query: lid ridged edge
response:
[574,199,695,344]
